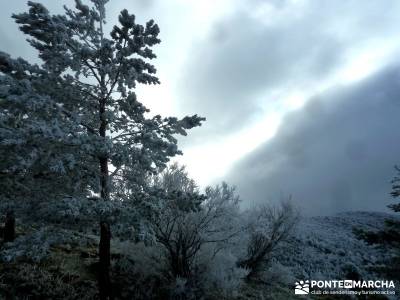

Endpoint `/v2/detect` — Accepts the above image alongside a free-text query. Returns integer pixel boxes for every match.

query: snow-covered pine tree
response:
[0,54,93,202]
[0,0,204,212]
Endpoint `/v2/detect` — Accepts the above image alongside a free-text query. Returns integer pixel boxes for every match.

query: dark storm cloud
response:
[178,0,400,141]
[226,64,400,215]
[179,13,342,136]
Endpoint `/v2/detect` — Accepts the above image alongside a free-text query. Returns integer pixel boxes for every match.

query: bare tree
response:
[238,200,299,282]
[153,183,242,279]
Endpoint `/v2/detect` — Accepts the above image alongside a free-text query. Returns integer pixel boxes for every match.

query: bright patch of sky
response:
[135,0,400,187]
[178,43,400,187]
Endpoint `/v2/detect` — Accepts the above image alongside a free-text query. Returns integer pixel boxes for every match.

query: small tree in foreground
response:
[153,180,241,279]
[238,200,299,282]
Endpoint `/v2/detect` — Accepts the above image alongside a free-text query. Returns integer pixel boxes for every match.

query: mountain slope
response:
[279,211,396,280]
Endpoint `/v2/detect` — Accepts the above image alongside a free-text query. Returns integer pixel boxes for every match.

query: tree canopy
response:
[0,0,204,207]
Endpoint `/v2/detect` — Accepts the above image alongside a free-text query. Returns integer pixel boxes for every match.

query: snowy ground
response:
[279,211,396,280]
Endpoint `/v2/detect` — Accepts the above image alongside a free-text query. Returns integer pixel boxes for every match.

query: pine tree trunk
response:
[98,93,109,201]
[98,87,112,299]
[4,211,15,242]
[98,221,112,300]
[99,156,109,200]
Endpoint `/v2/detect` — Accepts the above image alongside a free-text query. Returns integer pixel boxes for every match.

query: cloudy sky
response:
[2,0,400,214]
